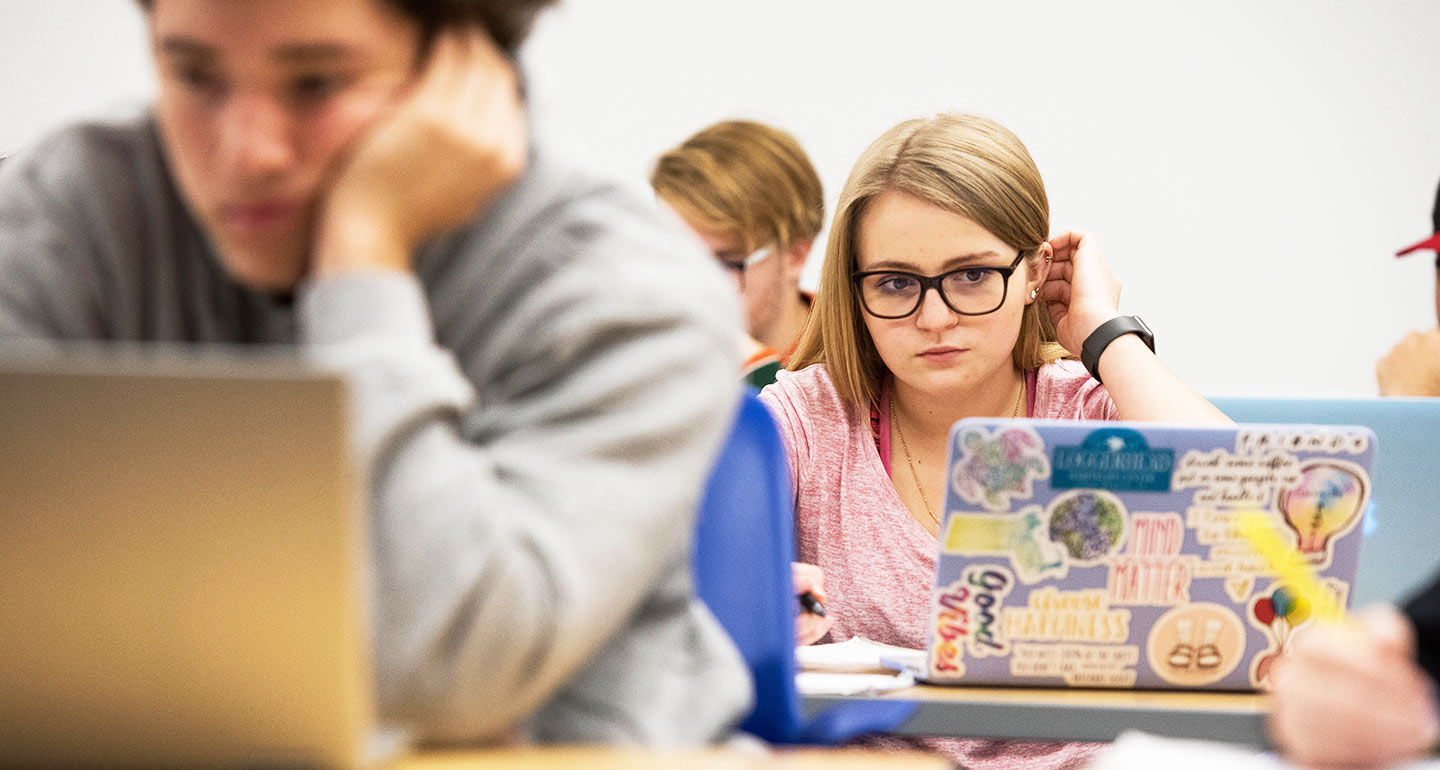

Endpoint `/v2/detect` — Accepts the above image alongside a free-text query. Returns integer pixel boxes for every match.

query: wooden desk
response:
[804,684,1269,746]
[396,746,951,769]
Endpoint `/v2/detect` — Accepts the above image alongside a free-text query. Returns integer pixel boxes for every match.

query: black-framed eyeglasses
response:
[851,251,1026,319]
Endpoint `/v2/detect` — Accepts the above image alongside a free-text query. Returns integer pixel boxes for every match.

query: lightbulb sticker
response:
[1275,459,1368,568]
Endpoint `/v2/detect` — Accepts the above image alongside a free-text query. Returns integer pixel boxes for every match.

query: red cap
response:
[1397,233,1440,257]
[1398,179,1440,256]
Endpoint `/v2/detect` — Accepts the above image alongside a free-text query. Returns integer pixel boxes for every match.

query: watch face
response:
[1131,316,1155,351]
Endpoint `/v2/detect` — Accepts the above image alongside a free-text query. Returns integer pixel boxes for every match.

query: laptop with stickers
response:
[925,419,1373,691]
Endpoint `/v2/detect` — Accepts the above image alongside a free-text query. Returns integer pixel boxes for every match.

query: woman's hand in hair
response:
[1039,230,1123,355]
[315,28,527,276]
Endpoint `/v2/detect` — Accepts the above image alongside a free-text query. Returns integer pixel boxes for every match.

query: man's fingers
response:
[417,28,515,105]
[414,31,470,97]
[1358,605,1419,657]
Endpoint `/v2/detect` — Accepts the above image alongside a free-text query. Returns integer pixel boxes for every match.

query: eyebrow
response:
[157,38,218,60]
[157,37,359,65]
[863,250,1008,272]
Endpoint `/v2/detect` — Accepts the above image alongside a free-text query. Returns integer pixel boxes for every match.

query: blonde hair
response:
[790,113,1069,407]
[650,120,824,252]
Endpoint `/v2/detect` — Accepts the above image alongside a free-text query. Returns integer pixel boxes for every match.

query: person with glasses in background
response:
[652,120,824,389]
[758,113,1228,768]
[652,120,836,647]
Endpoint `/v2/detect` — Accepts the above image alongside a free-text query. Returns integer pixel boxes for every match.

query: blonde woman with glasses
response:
[758,113,1228,767]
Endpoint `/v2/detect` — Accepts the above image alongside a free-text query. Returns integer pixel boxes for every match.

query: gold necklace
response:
[890,377,1026,527]
[890,387,939,524]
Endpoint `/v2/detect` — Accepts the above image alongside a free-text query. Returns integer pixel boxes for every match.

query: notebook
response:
[0,351,402,768]
[924,419,1374,691]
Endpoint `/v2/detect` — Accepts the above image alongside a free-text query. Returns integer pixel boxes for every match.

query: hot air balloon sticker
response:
[1249,583,1314,684]
[1275,460,1368,566]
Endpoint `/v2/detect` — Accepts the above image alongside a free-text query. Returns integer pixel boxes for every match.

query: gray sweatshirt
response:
[0,113,752,745]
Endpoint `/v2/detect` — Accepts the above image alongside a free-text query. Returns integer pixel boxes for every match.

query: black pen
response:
[798,591,826,618]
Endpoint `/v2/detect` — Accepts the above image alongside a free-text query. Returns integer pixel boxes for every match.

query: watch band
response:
[1080,315,1155,385]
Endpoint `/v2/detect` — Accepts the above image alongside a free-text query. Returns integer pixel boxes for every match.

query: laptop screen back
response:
[0,355,378,768]
[926,419,1372,691]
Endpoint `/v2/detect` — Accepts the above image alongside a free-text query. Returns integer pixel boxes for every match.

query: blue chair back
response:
[693,391,913,744]
[693,392,804,741]
[1210,396,1440,606]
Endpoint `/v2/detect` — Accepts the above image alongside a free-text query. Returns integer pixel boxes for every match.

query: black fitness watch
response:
[1080,315,1154,384]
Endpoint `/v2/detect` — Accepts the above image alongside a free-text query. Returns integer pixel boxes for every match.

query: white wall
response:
[5,1,1439,397]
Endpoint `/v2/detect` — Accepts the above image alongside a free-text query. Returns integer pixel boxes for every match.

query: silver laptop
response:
[0,350,399,768]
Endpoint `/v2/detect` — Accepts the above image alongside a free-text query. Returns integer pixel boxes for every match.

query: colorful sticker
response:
[1047,490,1128,563]
[1175,449,1303,507]
[1052,428,1175,491]
[1010,643,1141,687]
[931,565,1017,677]
[1106,512,1196,605]
[1246,579,1346,686]
[952,426,1050,511]
[1146,603,1246,686]
[1004,587,1131,644]
[942,507,1067,583]
[1223,576,1255,603]
[1237,427,1370,456]
[1275,460,1368,566]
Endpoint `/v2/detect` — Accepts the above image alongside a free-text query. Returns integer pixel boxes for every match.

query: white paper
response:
[794,671,916,696]
[795,636,926,674]
[1092,731,1440,770]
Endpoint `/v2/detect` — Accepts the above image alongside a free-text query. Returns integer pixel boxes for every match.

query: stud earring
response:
[1029,288,1038,300]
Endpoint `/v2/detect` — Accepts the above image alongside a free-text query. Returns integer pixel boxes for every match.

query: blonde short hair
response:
[790,113,1069,407]
[650,120,824,252]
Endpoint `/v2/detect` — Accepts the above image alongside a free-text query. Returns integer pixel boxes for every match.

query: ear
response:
[1025,242,1052,305]
[784,238,813,282]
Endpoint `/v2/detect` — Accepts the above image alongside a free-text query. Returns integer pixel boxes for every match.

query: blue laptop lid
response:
[926,419,1373,691]
[1209,397,1440,607]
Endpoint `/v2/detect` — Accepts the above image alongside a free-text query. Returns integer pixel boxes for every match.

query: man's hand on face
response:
[1377,328,1440,397]
[314,28,527,277]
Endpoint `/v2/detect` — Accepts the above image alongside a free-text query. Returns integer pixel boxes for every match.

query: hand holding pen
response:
[793,562,834,646]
